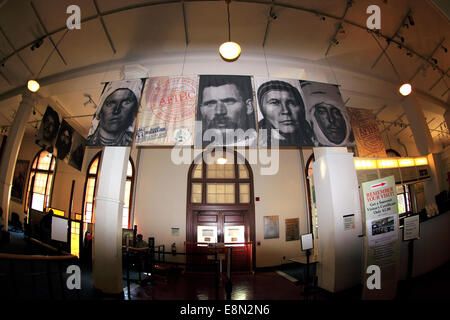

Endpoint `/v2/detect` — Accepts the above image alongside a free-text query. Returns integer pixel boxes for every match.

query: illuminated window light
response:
[414,157,428,166]
[217,157,228,165]
[48,207,65,217]
[354,159,377,170]
[377,159,398,168]
[398,158,415,167]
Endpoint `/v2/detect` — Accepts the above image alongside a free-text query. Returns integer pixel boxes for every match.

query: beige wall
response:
[132,148,310,268]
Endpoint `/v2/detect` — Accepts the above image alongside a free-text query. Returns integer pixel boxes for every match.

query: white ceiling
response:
[0,0,449,146]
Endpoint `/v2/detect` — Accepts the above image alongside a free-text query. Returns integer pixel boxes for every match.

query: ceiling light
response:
[399,83,412,96]
[219,41,241,61]
[27,80,40,92]
[219,0,241,62]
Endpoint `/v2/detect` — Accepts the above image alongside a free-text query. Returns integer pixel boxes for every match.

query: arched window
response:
[83,152,135,229]
[25,150,57,212]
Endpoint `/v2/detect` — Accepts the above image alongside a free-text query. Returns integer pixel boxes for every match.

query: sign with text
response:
[136,76,197,146]
[403,215,420,241]
[361,175,400,299]
[347,107,386,157]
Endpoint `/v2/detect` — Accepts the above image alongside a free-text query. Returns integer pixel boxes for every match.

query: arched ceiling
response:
[0,0,449,147]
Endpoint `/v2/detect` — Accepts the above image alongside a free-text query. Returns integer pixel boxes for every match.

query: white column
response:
[402,94,442,205]
[92,147,130,295]
[0,92,34,228]
[401,95,436,155]
[92,64,147,296]
[312,147,363,293]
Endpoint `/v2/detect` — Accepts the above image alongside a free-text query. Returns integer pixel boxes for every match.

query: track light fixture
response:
[269,7,277,20]
[407,15,415,26]
[442,45,448,53]
[30,38,44,51]
[219,0,241,62]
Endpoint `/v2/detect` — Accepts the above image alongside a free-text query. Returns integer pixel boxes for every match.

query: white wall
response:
[132,148,310,268]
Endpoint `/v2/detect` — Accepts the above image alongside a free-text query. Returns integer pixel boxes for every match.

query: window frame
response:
[25,149,57,213]
[82,151,135,229]
[189,149,253,206]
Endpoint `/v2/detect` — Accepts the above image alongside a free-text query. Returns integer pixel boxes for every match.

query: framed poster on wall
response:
[285,218,299,241]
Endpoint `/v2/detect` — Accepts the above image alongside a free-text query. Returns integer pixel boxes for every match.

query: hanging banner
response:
[254,77,315,147]
[347,107,386,157]
[87,79,145,146]
[68,131,86,171]
[136,76,197,146]
[55,120,74,162]
[195,75,257,147]
[300,80,355,147]
[361,175,400,299]
[35,106,61,153]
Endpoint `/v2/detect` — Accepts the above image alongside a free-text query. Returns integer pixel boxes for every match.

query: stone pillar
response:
[92,64,147,296]
[0,92,34,228]
[312,147,363,293]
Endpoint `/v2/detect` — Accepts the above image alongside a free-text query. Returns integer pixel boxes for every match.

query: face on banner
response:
[55,120,74,161]
[36,106,61,153]
[196,75,257,147]
[255,78,315,147]
[300,80,354,147]
[68,131,86,171]
[87,79,145,146]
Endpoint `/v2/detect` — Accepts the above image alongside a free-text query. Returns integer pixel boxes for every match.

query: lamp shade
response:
[219,41,241,61]
[27,80,40,92]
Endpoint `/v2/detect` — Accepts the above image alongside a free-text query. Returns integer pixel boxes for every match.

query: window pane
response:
[206,183,235,204]
[31,193,45,211]
[122,208,129,229]
[37,151,51,170]
[127,161,133,177]
[397,194,406,214]
[239,164,249,179]
[89,158,99,174]
[191,183,202,203]
[71,221,80,258]
[239,183,250,203]
[192,164,202,179]
[33,173,48,194]
[207,163,235,179]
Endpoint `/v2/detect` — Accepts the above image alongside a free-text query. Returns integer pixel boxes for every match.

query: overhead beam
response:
[93,0,117,54]
[30,1,68,66]
[325,0,353,57]
[0,26,33,75]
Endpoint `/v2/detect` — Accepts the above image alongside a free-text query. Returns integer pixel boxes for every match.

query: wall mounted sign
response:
[264,215,279,239]
[285,218,300,241]
[403,215,420,241]
[343,214,355,231]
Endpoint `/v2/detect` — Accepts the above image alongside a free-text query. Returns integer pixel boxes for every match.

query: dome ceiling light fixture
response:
[399,83,412,96]
[27,79,40,92]
[219,0,241,62]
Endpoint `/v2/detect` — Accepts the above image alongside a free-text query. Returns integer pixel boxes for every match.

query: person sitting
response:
[135,234,148,248]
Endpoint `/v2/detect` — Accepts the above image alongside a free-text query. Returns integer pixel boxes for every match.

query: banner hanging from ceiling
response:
[195,75,257,147]
[255,77,315,147]
[347,107,386,157]
[86,79,145,147]
[35,106,61,153]
[300,80,355,147]
[135,76,197,146]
